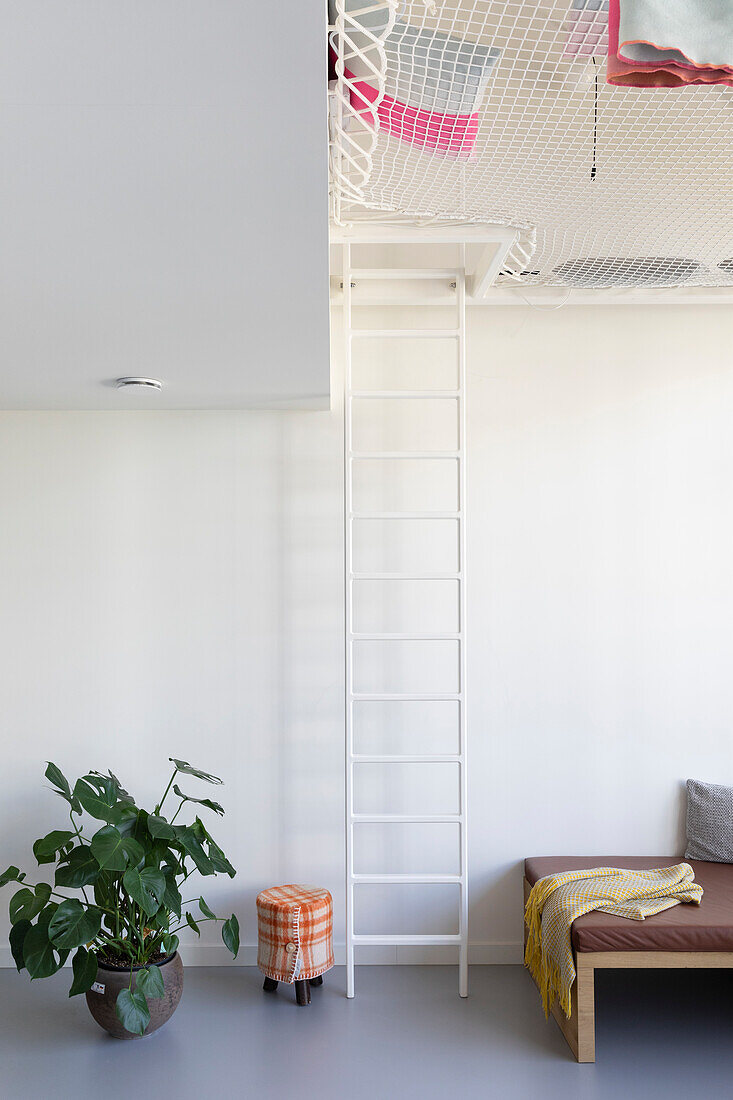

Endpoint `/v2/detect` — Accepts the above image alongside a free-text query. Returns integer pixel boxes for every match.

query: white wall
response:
[2,303,733,966]
[468,305,733,959]
[0,408,344,965]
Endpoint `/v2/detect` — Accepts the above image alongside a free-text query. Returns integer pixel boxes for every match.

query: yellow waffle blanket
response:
[524,863,703,1019]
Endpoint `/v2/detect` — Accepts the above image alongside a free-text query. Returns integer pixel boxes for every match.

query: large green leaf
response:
[172,784,224,816]
[33,830,75,866]
[36,901,58,928]
[72,775,120,822]
[9,919,31,971]
[127,809,151,847]
[222,914,240,959]
[9,888,34,924]
[192,819,235,877]
[161,933,179,956]
[0,866,25,889]
[161,856,183,878]
[23,920,68,979]
[48,899,102,950]
[185,911,200,936]
[169,758,223,785]
[55,846,100,889]
[45,761,81,813]
[69,947,98,997]
[173,826,214,876]
[90,825,123,870]
[98,770,134,804]
[110,803,139,835]
[115,988,150,1037]
[147,814,176,841]
[136,965,165,1000]
[122,868,166,918]
[198,897,217,920]
[146,909,170,932]
[206,838,236,879]
[45,761,71,797]
[162,875,182,919]
[9,883,51,924]
[90,826,144,873]
[93,870,118,914]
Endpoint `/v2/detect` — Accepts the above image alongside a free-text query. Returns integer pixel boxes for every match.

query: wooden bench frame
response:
[523,877,733,1063]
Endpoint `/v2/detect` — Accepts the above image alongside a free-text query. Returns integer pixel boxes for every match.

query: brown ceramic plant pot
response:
[85,953,184,1040]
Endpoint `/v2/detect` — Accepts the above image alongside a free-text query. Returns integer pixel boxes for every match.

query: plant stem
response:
[155,768,178,816]
[24,882,117,919]
[168,916,221,935]
[68,808,89,846]
[169,799,186,825]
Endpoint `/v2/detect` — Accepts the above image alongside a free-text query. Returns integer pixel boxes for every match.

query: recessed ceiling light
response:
[115,377,163,392]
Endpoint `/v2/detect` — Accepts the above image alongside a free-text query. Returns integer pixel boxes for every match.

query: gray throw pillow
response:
[686,778,733,862]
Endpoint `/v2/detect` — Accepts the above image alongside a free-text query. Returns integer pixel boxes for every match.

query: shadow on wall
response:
[272,411,344,918]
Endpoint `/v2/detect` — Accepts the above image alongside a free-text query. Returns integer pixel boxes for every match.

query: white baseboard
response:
[0,941,524,969]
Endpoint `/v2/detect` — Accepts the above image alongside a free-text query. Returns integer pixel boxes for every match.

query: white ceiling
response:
[0,2,331,409]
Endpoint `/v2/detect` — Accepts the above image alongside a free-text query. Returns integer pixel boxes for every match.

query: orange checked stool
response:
[256,884,334,1006]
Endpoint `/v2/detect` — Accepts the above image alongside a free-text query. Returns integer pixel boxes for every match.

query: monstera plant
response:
[0,758,239,1038]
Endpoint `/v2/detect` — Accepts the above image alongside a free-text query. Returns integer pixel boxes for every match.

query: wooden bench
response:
[524,856,733,1063]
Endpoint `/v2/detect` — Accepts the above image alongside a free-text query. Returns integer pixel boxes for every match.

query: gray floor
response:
[2,965,732,1099]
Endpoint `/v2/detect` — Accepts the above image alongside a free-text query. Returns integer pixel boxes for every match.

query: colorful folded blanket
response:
[345,21,501,157]
[525,863,703,1018]
[607,0,733,87]
[563,0,609,60]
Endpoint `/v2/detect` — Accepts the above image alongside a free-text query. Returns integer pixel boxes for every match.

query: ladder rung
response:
[350,452,459,461]
[350,632,460,641]
[352,752,460,761]
[350,391,459,399]
[351,693,462,702]
[351,573,462,581]
[351,814,462,823]
[350,329,460,339]
[351,934,462,945]
[347,298,458,308]
[347,269,460,280]
[350,512,461,520]
[352,874,461,884]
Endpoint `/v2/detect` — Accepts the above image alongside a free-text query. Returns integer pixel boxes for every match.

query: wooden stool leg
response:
[295,979,311,1006]
[309,975,323,987]
[263,977,278,993]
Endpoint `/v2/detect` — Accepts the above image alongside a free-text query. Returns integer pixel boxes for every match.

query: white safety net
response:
[330,1,733,287]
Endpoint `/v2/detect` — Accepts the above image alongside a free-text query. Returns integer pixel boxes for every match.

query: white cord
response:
[514,288,573,310]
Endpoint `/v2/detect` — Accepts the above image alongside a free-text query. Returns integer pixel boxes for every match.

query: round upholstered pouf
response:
[257,884,334,1005]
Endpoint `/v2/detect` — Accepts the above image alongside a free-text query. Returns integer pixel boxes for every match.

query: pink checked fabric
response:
[563,0,609,59]
[256,884,334,984]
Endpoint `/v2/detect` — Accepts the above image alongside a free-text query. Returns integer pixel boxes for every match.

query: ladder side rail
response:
[457,259,469,999]
[344,242,356,1000]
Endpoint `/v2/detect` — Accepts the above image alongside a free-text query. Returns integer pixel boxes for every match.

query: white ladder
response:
[343,245,468,998]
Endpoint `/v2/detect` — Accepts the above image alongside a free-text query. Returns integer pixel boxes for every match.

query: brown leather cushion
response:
[524,856,733,953]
